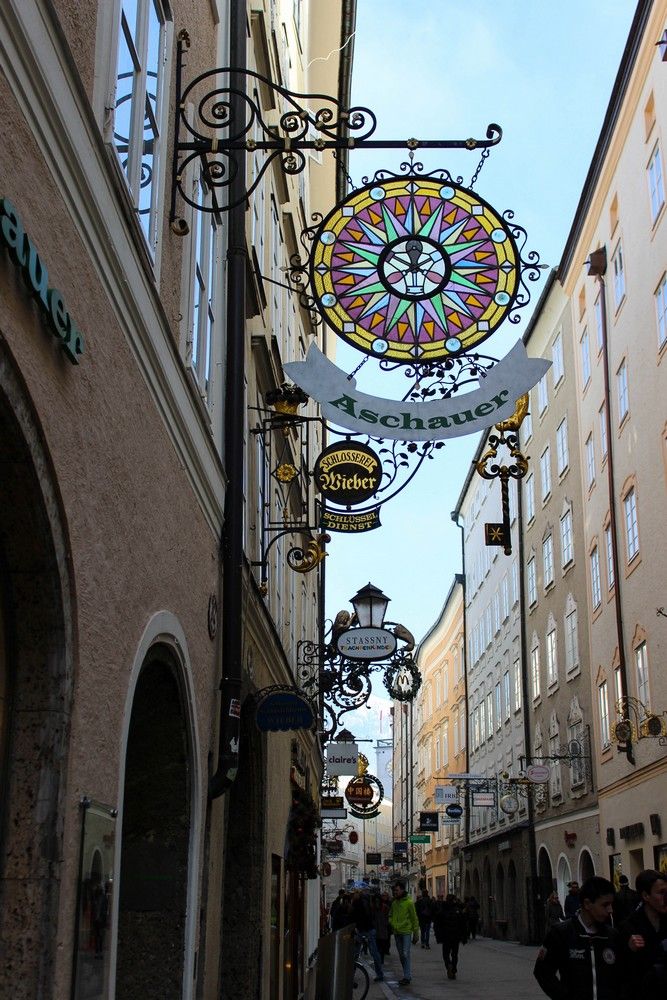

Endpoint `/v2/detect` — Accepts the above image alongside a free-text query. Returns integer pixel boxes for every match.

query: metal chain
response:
[469,146,490,189]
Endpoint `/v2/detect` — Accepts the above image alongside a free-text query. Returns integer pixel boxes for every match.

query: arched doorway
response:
[116,654,192,999]
[220,695,266,999]
[537,846,554,939]
[556,855,572,908]
[482,857,492,933]
[579,848,595,882]
[0,357,72,999]
[496,863,505,921]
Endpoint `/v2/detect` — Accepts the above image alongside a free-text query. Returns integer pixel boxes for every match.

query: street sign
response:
[321,808,347,819]
[525,763,551,784]
[446,773,487,780]
[445,803,464,819]
[410,834,430,844]
[434,785,458,804]
[419,811,439,831]
[366,852,382,865]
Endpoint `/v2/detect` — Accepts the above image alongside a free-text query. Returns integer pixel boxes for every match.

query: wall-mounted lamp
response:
[350,582,390,629]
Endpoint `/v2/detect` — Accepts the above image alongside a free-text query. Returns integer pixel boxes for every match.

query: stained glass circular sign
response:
[310,176,519,364]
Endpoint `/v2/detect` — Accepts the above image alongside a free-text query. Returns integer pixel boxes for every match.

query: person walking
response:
[433,894,468,980]
[564,881,581,919]
[465,895,480,939]
[617,869,667,993]
[389,881,419,986]
[350,890,384,983]
[534,875,620,1000]
[371,892,391,969]
[613,874,639,926]
[330,890,352,931]
[415,888,434,948]
[545,890,565,928]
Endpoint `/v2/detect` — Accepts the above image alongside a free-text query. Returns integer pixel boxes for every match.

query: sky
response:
[319,0,636,744]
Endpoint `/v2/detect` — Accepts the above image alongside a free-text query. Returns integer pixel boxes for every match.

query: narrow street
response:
[360,935,538,1000]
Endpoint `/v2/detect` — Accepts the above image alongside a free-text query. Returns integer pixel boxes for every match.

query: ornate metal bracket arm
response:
[475,395,530,555]
[287,532,330,574]
[170,31,503,226]
[612,696,667,744]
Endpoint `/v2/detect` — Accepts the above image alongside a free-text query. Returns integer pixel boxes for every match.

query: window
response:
[543,535,554,588]
[648,143,665,223]
[187,174,219,403]
[580,328,591,387]
[525,473,535,522]
[453,709,459,755]
[599,404,608,459]
[612,241,625,309]
[598,681,610,748]
[530,641,541,701]
[568,712,585,788]
[594,293,604,352]
[495,682,502,731]
[546,622,558,685]
[556,419,569,475]
[617,360,629,421]
[503,671,511,721]
[655,273,667,349]
[112,0,169,255]
[549,720,562,798]
[590,546,602,609]
[635,641,650,708]
[493,592,501,634]
[522,405,533,443]
[513,658,522,712]
[442,667,449,702]
[479,701,486,743]
[614,665,623,708]
[561,509,573,566]
[442,720,449,766]
[486,691,494,739]
[552,332,564,385]
[540,446,551,501]
[564,599,579,673]
[528,556,537,606]
[585,434,595,488]
[537,374,548,415]
[605,524,615,589]
[624,488,639,561]
[459,706,466,751]
[501,575,509,621]
[511,559,519,606]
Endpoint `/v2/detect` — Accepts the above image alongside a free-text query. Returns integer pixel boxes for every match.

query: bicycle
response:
[352,959,370,999]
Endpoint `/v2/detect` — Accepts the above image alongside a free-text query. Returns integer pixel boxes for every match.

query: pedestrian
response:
[613,874,639,926]
[465,895,480,939]
[350,890,384,983]
[617,869,667,993]
[330,890,352,931]
[371,892,391,968]
[415,887,434,948]
[534,875,619,1000]
[433,893,468,980]
[389,880,419,986]
[564,880,581,918]
[546,889,565,928]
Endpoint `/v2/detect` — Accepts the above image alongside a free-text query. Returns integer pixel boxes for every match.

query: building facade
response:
[0,1,354,997]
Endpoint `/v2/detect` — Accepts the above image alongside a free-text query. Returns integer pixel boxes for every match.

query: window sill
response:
[566,664,581,681]
[547,680,559,695]
[624,552,642,579]
[617,412,630,435]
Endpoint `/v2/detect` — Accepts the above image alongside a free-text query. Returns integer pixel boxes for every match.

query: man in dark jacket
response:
[415,889,434,948]
[564,880,581,918]
[613,874,639,926]
[433,894,468,980]
[618,869,667,993]
[534,876,619,1000]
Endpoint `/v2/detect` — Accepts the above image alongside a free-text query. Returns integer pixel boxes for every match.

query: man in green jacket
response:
[389,881,420,985]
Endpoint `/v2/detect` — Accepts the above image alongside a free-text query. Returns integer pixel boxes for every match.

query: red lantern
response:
[349,831,359,845]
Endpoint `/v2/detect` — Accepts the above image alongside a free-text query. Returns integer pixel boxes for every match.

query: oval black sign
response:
[445,803,463,819]
[314,441,382,506]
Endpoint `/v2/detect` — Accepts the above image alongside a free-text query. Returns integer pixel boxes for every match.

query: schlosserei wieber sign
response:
[314,440,382,505]
[284,340,550,442]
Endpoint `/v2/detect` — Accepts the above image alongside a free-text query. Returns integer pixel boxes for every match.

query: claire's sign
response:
[314,441,382,505]
[325,741,359,775]
[0,198,84,364]
[285,341,549,442]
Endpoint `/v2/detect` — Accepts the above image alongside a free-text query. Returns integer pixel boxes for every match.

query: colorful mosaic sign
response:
[310,177,519,364]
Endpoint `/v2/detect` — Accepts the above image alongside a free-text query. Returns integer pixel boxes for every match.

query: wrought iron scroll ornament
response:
[612,696,667,746]
[475,394,530,555]
[170,31,502,229]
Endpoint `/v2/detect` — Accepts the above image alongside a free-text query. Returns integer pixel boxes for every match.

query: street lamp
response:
[351,582,390,629]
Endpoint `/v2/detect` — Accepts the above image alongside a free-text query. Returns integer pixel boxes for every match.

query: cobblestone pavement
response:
[359,934,540,1000]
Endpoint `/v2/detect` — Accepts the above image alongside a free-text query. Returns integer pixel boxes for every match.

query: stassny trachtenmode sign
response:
[285,341,550,442]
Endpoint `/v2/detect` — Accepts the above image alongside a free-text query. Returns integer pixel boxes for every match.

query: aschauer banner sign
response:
[284,340,550,442]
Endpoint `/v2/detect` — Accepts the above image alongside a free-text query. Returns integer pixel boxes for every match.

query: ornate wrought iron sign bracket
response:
[170,30,503,228]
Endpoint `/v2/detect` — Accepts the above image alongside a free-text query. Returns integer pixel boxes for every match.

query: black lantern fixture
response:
[350,583,390,629]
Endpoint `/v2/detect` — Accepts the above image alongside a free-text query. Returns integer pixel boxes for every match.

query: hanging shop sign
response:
[321,508,382,533]
[284,340,549,443]
[336,627,397,661]
[445,803,464,819]
[419,811,439,831]
[314,441,382,505]
[0,198,84,364]
[434,786,458,805]
[310,177,521,365]
[255,687,316,732]
[471,791,496,808]
[525,764,551,784]
[410,834,431,844]
[345,774,384,819]
[325,742,359,776]
[393,841,408,862]
[366,852,382,865]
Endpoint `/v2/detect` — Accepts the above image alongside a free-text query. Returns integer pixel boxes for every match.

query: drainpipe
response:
[587,248,634,766]
[209,0,247,799]
[517,476,539,941]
